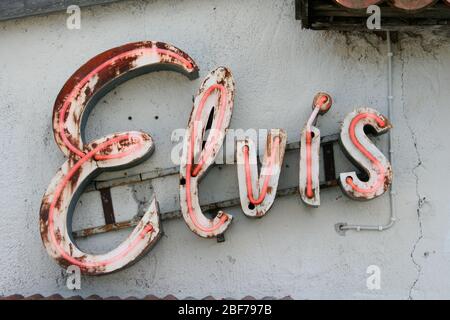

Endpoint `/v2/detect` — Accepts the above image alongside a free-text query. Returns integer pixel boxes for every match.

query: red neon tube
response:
[346,113,386,193]
[305,94,329,199]
[48,133,153,268]
[59,48,193,160]
[243,136,281,205]
[185,84,229,232]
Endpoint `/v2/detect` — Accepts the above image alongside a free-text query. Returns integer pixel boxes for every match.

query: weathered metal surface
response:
[179,67,235,238]
[99,188,116,224]
[73,182,341,239]
[52,41,198,159]
[40,133,162,275]
[339,108,392,201]
[74,218,143,238]
[84,134,340,192]
[73,135,344,239]
[299,93,332,207]
[73,133,342,239]
[237,129,287,218]
[40,41,199,275]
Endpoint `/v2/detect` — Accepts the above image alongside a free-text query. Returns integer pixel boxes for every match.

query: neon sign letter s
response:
[339,108,392,201]
[40,41,199,275]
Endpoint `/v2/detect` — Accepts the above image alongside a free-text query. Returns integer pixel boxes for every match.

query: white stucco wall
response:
[0,0,449,299]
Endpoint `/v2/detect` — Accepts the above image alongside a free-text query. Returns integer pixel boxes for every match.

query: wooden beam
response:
[0,0,127,22]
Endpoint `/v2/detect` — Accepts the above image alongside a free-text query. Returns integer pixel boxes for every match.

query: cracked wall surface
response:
[0,0,449,299]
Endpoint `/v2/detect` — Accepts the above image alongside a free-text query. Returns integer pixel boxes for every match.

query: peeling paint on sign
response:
[40,41,394,276]
[338,108,393,201]
[237,129,287,218]
[179,67,235,238]
[40,41,198,275]
[299,93,332,207]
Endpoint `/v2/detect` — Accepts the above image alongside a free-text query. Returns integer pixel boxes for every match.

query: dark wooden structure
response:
[295,0,450,31]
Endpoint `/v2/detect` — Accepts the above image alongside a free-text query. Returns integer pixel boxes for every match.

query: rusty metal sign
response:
[40,41,394,275]
[237,129,287,218]
[40,41,198,275]
[179,67,235,238]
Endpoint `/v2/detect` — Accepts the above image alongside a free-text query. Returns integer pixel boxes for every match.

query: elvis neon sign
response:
[40,41,393,275]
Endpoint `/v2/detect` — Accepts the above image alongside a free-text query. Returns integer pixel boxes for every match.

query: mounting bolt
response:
[217,233,225,243]
[313,92,333,115]
[335,223,347,236]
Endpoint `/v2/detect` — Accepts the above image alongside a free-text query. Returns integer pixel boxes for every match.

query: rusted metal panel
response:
[236,129,287,218]
[72,133,343,238]
[74,219,142,238]
[99,188,116,224]
[82,134,341,193]
[52,41,198,159]
[95,174,142,190]
[179,67,235,239]
[40,135,162,274]
[40,41,199,275]
[299,93,332,207]
[73,183,342,239]
[338,108,392,201]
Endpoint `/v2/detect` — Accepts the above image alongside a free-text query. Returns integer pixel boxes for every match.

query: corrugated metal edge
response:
[0,294,294,300]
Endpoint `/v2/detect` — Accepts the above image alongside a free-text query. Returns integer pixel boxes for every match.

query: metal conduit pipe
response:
[337,30,397,234]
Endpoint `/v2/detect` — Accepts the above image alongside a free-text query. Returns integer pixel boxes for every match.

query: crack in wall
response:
[399,39,425,300]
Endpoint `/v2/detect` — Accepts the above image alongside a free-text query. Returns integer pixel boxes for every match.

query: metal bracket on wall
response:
[99,188,116,225]
[73,133,344,238]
